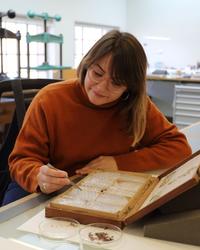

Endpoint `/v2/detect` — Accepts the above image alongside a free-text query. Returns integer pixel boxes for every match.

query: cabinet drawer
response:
[173,84,200,127]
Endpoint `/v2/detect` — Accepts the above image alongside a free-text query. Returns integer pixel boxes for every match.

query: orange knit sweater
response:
[9,79,191,192]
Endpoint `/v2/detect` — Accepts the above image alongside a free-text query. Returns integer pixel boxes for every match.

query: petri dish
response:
[39,217,80,241]
[79,222,122,248]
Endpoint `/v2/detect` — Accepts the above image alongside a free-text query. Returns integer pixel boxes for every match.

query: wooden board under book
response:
[45,151,200,228]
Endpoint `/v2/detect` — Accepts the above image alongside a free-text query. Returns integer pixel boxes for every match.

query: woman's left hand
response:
[76,156,118,175]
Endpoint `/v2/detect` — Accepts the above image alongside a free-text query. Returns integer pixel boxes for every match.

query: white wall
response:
[127,0,200,69]
[1,0,127,67]
[3,0,200,70]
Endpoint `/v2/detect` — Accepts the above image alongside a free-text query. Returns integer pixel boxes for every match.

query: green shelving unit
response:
[26,11,69,78]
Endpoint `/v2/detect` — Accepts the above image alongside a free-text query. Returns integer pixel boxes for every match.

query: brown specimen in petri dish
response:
[88,232,114,242]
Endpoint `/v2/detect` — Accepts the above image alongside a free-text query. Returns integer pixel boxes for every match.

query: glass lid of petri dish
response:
[79,222,122,247]
[39,217,80,240]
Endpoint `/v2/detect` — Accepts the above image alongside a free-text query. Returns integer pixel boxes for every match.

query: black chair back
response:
[0,78,61,205]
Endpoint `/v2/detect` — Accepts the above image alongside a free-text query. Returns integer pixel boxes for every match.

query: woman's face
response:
[84,54,127,106]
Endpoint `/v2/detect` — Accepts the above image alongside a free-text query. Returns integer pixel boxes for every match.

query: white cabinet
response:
[173,84,200,128]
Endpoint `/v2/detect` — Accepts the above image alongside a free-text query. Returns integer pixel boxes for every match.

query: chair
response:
[180,121,200,154]
[0,78,62,128]
[0,78,61,206]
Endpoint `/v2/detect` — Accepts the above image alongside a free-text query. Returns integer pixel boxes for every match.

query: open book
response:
[45,151,200,228]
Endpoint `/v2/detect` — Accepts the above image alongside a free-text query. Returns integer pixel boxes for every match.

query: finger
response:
[76,160,105,173]
[41,165,68,178]
[40,182,64,194]
[78,169,94,174]
[76,167,94,175]
[37,169,70,187]
[86,157,103,166]
[76,165,91,172]
[43,175,71,186]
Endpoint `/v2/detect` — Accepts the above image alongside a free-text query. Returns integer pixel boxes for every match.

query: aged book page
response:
[141,154,200,209]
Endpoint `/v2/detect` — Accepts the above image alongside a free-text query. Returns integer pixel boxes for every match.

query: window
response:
[1,15,49,78]
[74,22,118,68]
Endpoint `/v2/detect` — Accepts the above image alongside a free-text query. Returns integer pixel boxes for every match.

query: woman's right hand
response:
[37,164,71,194]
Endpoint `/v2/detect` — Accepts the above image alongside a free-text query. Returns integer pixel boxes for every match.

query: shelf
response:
[27,32,63,44]
[26,13,67,78]
[29,63,70,71]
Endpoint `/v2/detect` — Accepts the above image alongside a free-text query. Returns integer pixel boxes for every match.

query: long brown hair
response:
[77,30,148,146]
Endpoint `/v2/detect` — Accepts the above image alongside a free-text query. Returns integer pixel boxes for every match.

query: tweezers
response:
[47,163,82,191]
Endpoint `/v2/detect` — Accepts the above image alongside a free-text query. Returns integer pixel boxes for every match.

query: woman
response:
[3,30,191,204]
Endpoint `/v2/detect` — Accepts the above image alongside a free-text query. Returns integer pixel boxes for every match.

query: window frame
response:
[74,21,119,68]
[1,14,53,78]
